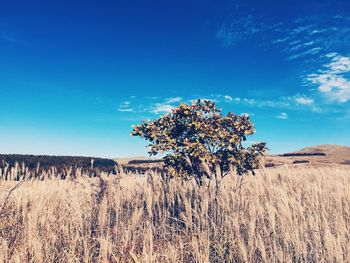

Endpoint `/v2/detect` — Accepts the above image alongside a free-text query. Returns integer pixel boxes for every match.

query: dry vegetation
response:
[0,165,349,262]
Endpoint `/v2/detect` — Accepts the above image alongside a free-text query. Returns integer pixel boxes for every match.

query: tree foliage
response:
[131,100,267,186]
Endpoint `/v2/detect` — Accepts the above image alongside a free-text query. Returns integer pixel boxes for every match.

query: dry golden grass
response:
[0,165,349,262]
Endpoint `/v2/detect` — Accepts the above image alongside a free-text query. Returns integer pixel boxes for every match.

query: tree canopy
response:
[131,99,267,186]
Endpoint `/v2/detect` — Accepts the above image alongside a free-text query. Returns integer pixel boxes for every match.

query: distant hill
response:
[115,156,163,169]
[295,144,350,158]
[2,144,349,173]
[266,144,350,167]
[118,144,350,170]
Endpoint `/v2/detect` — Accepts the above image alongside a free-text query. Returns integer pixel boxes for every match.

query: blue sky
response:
[1,0,350,158]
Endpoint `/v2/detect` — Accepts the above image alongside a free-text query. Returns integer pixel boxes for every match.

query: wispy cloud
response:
[214,7,350,115]
[94,97,104,104]
[307,54,350,103]
[215,8,350,64]
[229,93,322,113]
[1,35,17,43]
[117,108,134,112]
[272,37,289,44]
[118,94,238,116]
[151,103,174,114]
[149,97,185,114]
[0,30,26,45]
[116,97,179,115]
[212,94,236,102]
[116,91,323,118]
[293,94,314,105]
[276,112,288,119]
[223,95,233,101]
[239,97,290,108]
[117,101,134,112]
[216,14,281,48]
[164,97,182,103]
[216,16,254,47]
[276,18,350,62]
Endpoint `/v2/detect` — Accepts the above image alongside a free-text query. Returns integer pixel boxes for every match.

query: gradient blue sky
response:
[1,0,350,158]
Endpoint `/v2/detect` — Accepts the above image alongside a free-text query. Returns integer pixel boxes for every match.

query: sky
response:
[1,0,350,158]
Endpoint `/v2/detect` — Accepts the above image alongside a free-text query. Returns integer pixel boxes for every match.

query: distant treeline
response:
[292,160,310,164]
[0,154,117,172]
[122,165,164,174]
[280,152,326,157]
[128,159,163,165]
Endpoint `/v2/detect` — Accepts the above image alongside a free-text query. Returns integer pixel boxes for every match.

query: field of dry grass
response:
[0,165,349,262]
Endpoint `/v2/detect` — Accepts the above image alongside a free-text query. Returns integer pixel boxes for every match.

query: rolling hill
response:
[118,144,350,169]
[265,144,350,167]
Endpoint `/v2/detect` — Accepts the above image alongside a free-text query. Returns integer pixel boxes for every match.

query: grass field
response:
[0,165,349,262]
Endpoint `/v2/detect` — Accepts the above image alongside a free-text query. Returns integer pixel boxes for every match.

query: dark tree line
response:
[0,154,117,173]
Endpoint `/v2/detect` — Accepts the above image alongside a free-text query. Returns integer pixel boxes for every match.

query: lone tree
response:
[131,99,267,187]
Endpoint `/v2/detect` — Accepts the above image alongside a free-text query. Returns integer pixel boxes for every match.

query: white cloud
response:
[325,52,338,58]
[293,24,313,34]
[287,46,322,61]
[270,17,349,62]
[240,97,291,108]
[309,29,328,35]
[216,14,269,47]
[233,97,241,103]
[223,95,233,101]
[294,95,314,105]
[209,94,243,103]
[118,108,133,112]
[117,101,134,112]
[241,112,254,117]
[117,91,322,118]
[327,56,350,74]
[243,98,256,105]
[303,41,314,46]
[216,9,350,69]
[276,112,288,119]
[210,93,318,111]
[307,54,350,103]
[151,104,174,114]
[215,94,234,102]
[272,37,290,44]
[303,47,322,55]
[165,97,182,104]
